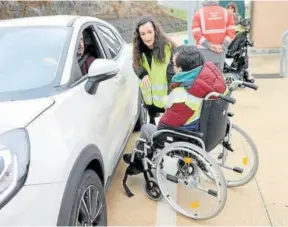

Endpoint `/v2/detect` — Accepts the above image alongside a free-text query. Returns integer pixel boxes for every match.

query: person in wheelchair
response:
[123,45,228,196]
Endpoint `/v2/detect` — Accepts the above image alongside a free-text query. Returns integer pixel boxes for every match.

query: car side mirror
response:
[85,59,119,95]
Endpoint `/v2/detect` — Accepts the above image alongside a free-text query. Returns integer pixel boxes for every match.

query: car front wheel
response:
[134,95,150,131]
[69,169,107,226]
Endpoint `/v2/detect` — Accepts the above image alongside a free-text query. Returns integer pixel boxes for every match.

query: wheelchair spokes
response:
[206,124,259,187]
[123,79,259,221]
[155,142,227,220]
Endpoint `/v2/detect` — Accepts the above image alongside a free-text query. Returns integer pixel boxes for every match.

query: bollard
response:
[280,30,288,78]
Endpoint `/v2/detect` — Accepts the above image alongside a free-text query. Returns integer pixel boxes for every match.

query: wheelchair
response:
[123,80,259,220]
[223,18,255,86]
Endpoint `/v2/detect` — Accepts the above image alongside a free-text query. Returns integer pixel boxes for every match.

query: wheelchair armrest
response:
[157,124,204,138]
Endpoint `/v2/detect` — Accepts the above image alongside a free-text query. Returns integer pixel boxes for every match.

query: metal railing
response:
[280,30,288,77]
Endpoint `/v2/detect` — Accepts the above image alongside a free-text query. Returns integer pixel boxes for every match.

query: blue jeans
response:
[179,119,199,132]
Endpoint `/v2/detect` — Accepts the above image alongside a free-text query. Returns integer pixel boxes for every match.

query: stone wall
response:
[106,17,187,43]
[0,1,187,43]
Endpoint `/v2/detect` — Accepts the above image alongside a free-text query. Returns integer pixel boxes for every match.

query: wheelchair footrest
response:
[166,174,178,183]
[208,189,218,197]
[233,167,243,173]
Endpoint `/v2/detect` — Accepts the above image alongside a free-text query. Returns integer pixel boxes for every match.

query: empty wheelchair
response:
[205,80,259,188]
[123,80,259,220]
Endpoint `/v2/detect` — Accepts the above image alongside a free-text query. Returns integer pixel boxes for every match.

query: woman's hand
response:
[142,75,151,89]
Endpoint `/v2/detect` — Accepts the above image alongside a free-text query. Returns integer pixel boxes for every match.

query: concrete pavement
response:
[106,33,287,226]
[230,78,288,226]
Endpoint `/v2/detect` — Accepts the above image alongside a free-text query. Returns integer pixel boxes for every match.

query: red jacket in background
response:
[192,4,236,48]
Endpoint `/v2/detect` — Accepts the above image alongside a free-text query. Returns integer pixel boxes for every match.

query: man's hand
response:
[142,75,151,89]
[209,44,217,52]
[215,45,223,53]
[210,44,223,53]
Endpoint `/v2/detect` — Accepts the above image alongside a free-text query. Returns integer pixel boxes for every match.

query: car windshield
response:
[0,26,70,93]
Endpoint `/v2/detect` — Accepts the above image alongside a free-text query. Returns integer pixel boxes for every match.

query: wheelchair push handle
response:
[219,94,236,104]
[205,92,236,104]
[229,80,258,91]
[242,82,258,90]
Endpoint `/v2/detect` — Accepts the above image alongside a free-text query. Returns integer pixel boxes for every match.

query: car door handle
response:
[114,74,125,84]
[114,74,120,79]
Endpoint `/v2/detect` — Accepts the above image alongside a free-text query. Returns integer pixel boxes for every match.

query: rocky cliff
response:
[0,1,187,43]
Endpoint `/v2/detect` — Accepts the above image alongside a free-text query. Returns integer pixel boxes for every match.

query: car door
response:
[94,23,133,175]
[53,24,121,180]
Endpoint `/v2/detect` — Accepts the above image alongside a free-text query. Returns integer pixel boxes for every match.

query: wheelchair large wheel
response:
[208,124,259,187]
[224,73,238,86]
[155,142,227,220]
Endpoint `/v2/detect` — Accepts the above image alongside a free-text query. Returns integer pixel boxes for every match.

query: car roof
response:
[0,15,104,27]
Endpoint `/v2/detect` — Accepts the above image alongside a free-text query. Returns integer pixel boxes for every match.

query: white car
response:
[0,15,148,226]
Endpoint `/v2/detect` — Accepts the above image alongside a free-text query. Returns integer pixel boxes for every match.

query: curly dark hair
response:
[174,45,204,71]
[132,15,177,69]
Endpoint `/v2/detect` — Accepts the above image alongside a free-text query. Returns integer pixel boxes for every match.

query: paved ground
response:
[106,33,288,226]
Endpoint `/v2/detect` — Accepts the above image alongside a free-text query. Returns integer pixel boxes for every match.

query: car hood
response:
[0,98,54,135]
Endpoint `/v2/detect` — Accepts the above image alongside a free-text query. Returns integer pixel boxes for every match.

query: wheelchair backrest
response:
[227,31,247,56]
[198,99,229,152]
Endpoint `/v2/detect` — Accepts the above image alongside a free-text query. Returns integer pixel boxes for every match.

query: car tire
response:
[134,95,149,131]
[68,169,107,226]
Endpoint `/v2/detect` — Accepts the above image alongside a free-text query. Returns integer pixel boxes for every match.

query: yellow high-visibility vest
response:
[139,44,172,108]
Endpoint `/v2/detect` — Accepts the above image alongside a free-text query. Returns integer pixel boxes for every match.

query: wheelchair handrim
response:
[203,124,259,187]
[155,142,227,220]
[226,124,259,187]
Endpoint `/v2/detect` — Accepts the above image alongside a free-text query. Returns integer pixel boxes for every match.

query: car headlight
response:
[0,128,30,209]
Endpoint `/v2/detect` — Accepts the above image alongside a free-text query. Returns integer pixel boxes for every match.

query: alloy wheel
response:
[76,185,104,226]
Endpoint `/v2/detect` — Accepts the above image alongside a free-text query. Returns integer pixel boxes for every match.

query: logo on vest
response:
[208,12,223,20]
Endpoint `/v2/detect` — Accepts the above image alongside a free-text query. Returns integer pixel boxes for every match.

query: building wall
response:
[251,1,288,49]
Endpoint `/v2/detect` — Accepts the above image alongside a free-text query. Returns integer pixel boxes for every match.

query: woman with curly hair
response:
[132,15,177,125]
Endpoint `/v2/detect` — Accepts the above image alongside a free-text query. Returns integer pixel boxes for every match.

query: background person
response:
[227,1,242,26]
[191,0,236,71]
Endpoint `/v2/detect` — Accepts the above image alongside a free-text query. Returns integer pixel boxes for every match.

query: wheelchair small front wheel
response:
[144,178,163,201]
[155,142,227,220]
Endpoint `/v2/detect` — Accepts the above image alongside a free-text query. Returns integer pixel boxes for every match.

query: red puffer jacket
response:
[158,61,227,128]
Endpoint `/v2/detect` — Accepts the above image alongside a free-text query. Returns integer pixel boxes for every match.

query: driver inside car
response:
[77,32,96,75]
